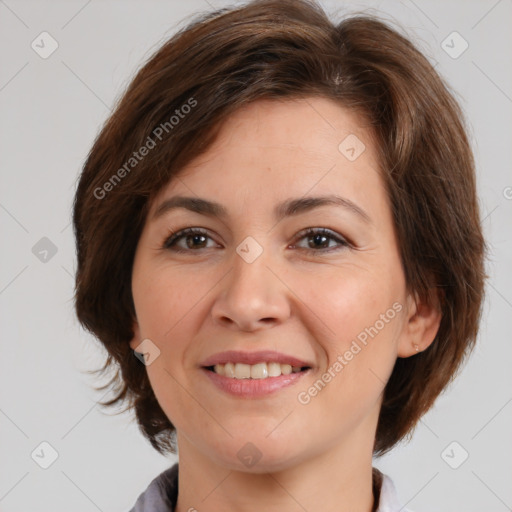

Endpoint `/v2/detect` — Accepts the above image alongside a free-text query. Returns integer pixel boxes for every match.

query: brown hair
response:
[72,0,487,456]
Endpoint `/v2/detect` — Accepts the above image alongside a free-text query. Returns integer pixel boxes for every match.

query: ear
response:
[129,319,143,352]
[397,288,443,358]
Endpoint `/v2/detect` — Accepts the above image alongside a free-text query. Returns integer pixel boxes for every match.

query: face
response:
[129,97,427,472]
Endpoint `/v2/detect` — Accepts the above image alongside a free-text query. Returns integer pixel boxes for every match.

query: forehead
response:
[150,97,386,218]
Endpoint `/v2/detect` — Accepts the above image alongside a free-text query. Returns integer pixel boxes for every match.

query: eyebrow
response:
[152,194,372,224]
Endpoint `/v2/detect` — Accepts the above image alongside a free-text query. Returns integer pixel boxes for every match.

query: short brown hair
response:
[73,0,487,456]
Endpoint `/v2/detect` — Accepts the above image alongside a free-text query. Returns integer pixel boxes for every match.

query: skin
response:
[129,97,442,512]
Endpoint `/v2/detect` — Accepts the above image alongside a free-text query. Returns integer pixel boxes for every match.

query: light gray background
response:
[1,1,511,511]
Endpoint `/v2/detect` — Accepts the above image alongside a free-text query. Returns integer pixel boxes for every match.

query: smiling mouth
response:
[205,362,311,379]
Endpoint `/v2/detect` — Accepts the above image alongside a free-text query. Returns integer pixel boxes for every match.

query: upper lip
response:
[200,350,313,368]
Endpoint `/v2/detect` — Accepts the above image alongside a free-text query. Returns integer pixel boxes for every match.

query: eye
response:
[292,227,350,253]
[163,227,219,252]
[162,227,351,254]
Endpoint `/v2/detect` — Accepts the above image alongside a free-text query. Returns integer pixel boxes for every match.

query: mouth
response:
[199,350,313,397]
[204,362,312,380]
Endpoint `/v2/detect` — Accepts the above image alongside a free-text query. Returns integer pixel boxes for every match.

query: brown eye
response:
[163,228,217,252]
[293,228,350,253]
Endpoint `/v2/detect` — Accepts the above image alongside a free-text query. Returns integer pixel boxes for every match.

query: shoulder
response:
[128,463,179,512]
[376,469,416,512]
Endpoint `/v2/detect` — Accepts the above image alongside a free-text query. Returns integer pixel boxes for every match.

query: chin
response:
[209,434,306,474]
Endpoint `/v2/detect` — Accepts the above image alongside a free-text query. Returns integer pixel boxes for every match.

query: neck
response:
[174,434,376,512]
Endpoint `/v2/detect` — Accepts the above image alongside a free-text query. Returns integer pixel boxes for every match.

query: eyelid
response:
[162,227,217,250]
[162,225,352,254]
[291,227,351,251]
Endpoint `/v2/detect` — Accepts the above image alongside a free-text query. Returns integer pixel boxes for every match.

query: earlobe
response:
[397,289,443,358]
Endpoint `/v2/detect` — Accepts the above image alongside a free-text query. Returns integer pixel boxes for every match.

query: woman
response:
[72,0,486,510]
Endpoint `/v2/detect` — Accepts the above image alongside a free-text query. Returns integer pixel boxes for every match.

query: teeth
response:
[251,363,268,379]
[224,362,235,378]
[211,362,305,379]
[268,362,281,377]
[235,363,251,379]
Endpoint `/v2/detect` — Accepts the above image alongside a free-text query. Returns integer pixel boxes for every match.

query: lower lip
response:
[201,367,310,398]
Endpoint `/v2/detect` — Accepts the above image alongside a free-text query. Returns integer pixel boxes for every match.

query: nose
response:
[211,245,291,332]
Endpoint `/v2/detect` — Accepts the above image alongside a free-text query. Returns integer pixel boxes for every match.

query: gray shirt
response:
[128,464,413,512]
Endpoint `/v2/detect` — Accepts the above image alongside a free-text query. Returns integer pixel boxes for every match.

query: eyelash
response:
[162,227,351,254]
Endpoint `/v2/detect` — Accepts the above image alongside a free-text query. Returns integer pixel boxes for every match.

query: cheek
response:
[308,267,397,342]
[135,274,202,427]
[134,266,198,338]
[303,265,403,391]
